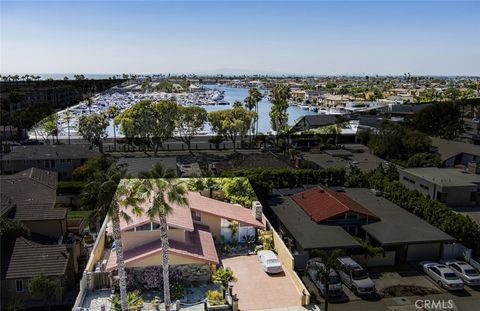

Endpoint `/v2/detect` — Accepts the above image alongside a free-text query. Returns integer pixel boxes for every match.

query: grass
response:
[67,210,92,220]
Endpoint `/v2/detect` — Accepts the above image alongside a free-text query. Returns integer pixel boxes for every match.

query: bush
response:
[111,290,144,311]
[207,290,227,306]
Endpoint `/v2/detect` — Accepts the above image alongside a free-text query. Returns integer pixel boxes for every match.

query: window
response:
[152,223,160,230]
[45,160,50,168]
[50,160,56,168]
[135,223,152,231]
[346,213,358,220]
[16,280,24,292]
[191,211,201,222]
[420,184,429,190]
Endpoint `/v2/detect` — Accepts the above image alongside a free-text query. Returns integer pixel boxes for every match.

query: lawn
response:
[67,210,92,219]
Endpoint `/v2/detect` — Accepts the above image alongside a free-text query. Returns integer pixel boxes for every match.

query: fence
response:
[72,216,110,310]
[263,215,310,306]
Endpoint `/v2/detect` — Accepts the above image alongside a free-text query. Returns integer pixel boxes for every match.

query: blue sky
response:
[1,1,479,76]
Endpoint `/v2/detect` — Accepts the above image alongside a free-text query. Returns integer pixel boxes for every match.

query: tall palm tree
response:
[129,167,188,311]
[64,109,72,144]
[106,104,120,151]
[85,96,93,113]
[81,164,132,311]
[244,88,262,137]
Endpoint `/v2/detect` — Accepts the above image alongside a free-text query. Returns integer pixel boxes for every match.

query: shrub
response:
[207,290,227,306]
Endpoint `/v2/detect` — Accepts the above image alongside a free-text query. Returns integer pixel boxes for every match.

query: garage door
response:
[407,243,441,262]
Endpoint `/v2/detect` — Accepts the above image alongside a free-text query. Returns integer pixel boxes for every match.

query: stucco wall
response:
[122,230,159,251]
[197,212,221,240]
[126,252,206,268]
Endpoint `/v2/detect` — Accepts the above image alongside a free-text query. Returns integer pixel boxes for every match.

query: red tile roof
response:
[291,187,378,223]
[187,192,264,228]
[106,224,218,271]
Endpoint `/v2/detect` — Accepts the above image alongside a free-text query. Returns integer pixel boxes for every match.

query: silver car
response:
[442,260,480,286]
[420,261,464,291]
[337,257,376,296]
[306,259,343,297]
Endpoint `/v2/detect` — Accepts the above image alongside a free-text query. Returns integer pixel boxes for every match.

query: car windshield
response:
[266,259,279,265]
[330,275,340,284]
[443,273,460,280]
[352,269,368,280]
[464,269,480,276]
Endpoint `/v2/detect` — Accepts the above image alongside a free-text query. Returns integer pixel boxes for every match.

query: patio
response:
[222,255,303,310]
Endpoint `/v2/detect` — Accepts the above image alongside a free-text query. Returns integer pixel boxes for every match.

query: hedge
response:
[57,180,88,195]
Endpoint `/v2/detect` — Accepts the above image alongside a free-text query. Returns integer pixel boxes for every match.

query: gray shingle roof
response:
[1,168,66,221]
[431,137,480,162]
[343,188,455,246]
[268,193,361,250]
[1,144,100,161]
[2,237,69,279]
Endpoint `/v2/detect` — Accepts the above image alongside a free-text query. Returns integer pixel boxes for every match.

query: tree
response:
[64,109,72,144]
[176,105,207,154]
[78,112,109,153]
[208,108,256,152]
[219,178,257,206]
[27,273,62,311]
[406,152,441,168]
[244,87,262,138]
[411,102,463,139]
[308,249,344,311]
[127,176,188,311]
[0,218,31,239]
[213,267,237,298]
[269,83,291,138]
[34,113,59,144]
[80,163,127,231]
[85,96,93,113]
[107,104,120,151]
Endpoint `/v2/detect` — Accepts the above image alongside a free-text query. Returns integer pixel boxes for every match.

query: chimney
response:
[251,201,263,221]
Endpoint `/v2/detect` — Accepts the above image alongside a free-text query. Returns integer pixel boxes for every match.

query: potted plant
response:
[206,290,229,310]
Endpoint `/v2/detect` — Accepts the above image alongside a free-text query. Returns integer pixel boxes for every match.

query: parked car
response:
[306,258,343,297]
[419,261,464,291]
[257,250,283,274]
[337,257,376,296]
[441,260,480,286]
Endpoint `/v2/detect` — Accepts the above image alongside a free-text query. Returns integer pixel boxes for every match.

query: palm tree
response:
[106,104,120,151]
[131,165,188,311]
[64,109,72,144]
[244,88,262,137]
[85,96,93,113]
[308,249,344,311]
[81,164,133,311]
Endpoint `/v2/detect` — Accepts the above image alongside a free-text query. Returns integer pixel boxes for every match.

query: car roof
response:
[259,250,278,260]
[338,256,360,267]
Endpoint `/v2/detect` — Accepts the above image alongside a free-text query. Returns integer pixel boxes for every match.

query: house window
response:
[135,223,152,231]
[346,213,358,220]
[191,211,201,222]
[50,160,56,168]
[16,280,24,292]
[152,223,160,230]
[45,160,50,168]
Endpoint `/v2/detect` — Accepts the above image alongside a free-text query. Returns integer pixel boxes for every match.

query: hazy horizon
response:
[2,1,480,76]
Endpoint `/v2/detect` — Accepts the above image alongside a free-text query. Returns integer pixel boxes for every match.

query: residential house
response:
[116,157,178,177]
[462,119,480,145]
[0,144,101,180]
[388,103,431,117]
[268,186,454,268]
[431,137,480,167]
[0,168,82,309]
[399,167,480,207]
[303,147,385,173]
[104,188,264,273]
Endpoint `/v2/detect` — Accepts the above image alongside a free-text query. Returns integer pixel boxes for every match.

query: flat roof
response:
[401,167,480,187]
[431,137,480,162]
[1,144,100,161]
[268,193,361,250]
[304,151,385,173]
[117,157,178,177]
[343,188,455,246]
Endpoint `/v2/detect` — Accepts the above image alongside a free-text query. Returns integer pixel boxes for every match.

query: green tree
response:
[0,218,31,239]
[27,273,62,311]
[127,176,188,311]
[219,178,257,206]
[269,83,291,139]
[107,104,121,151]
[78,112,109,153]
[213,267,237,298]
[176,105,207,154]
[244,87,262,137]
[208,108,256,152]
[34,113,59,144]
[411,102,463,139]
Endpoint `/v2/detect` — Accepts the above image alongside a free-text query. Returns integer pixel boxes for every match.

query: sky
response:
[1,1,479,76]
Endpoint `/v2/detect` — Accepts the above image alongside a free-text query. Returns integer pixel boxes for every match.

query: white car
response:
[306,258,343,297]
[441,260,480,286]
[257,250,283,274]
[337,257,376,296]
[420,261,464,291]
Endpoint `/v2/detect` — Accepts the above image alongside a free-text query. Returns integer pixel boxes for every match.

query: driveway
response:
[222,255,303,310]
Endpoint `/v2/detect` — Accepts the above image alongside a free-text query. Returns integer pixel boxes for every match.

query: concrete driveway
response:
[222,255,303,310]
